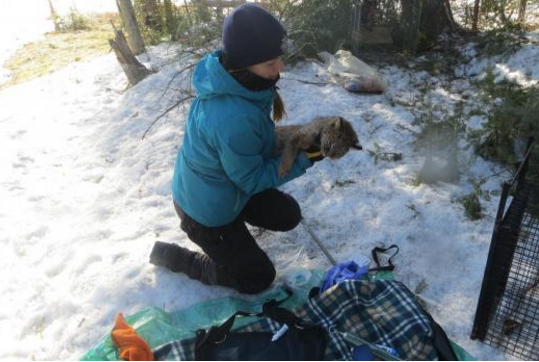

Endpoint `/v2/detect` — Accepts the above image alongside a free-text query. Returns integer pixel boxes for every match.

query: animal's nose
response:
[352,144,362,150]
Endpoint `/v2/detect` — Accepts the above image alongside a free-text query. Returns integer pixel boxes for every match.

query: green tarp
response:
[82,269,324,361]
[81,269,475,361]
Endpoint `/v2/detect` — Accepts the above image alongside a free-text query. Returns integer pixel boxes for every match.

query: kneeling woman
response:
[150,4,318,294]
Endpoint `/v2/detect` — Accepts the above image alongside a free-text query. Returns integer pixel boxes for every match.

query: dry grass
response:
[1,13,120,90]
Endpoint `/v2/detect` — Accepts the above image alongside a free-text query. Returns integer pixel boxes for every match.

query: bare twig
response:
[157,62,197,103]
[275,0,301,20]
[281,76,331,86]
[282,34,317,63]
[110,20,118,32]
[142,95,194,140]
[486,166,515,180]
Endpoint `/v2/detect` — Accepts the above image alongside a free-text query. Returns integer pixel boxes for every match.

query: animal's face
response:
[320,117,361,159]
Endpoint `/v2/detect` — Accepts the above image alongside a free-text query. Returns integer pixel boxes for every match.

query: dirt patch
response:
[1,13,119,90]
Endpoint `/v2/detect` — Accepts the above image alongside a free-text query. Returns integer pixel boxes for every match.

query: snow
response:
[2,30,539,360]
[457,30,539,87]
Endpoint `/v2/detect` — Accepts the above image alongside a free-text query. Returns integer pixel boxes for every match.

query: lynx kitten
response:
[275,116,362,177]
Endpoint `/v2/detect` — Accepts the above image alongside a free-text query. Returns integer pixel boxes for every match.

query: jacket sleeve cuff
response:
[297,151,314,170]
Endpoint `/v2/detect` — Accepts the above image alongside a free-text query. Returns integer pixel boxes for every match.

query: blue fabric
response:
[172,51,312,227]
[320,261,369,293]
[222,4,286,69]
[352,345,374,361]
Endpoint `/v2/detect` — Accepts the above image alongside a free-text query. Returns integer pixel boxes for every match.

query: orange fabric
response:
[111,313,154,361]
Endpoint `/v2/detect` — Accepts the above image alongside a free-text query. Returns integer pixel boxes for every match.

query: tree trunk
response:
[109,29,151,86]
[472,0,481,31]
[183,0,193,28]
[116,0,146,55]
[47,0,61,32]
[518,0,527,22]
[216,0,225,25]
[400,0,423,54]
[399,0,456,54]
[163,0,176,38]
[420,0,453,43]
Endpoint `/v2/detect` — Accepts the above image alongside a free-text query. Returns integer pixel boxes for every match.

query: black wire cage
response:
[471,138,539,360]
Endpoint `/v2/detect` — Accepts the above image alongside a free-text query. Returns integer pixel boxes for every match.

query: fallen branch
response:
[142,95,194,140]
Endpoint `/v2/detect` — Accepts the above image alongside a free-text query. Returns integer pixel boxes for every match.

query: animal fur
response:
[274,116,362,177]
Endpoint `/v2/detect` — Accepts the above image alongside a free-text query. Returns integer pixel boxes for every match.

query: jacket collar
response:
[193,50,274,104]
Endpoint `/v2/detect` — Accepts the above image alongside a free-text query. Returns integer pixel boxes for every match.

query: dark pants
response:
[175,188,302,294]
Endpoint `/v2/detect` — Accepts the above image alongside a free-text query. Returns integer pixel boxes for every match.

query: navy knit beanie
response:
[222,4,287,69]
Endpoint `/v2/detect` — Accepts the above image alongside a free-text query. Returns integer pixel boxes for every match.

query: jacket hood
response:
[192,50,274,103]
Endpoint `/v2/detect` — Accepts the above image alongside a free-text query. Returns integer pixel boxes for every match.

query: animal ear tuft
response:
[334,117,343,129]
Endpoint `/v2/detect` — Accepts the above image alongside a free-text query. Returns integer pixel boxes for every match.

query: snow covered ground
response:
[1,31,538,360]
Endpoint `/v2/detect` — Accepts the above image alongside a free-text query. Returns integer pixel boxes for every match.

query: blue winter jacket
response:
[172,51,312,227]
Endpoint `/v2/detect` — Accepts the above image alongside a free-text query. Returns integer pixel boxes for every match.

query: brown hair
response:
[273,90,286,122]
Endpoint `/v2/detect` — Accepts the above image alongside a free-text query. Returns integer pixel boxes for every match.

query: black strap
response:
[369,245,399,272]
[262,302,303,328]
[430,318,459,361]
[196,288,294,345]
[195,290,327,361]
[417,305,459,361]
[304,133,322,153]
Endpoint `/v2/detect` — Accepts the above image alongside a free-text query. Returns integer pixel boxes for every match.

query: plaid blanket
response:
[297,279,437,360]
[153,280,439,361]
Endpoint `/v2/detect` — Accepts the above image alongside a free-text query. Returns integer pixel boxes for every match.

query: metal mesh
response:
[483,181,539,360]
[472,146,539,360]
